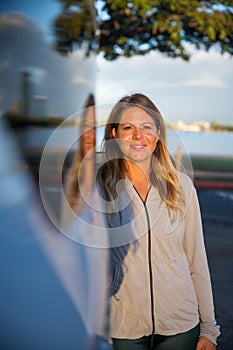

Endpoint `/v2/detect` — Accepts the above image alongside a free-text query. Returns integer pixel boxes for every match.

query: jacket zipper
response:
[133,186,155,335]
[143,200,155,335]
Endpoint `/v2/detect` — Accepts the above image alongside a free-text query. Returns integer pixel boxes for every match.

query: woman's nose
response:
[132,127,143,139]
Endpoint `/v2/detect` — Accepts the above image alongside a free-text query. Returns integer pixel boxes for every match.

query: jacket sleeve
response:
[182,179,220,345]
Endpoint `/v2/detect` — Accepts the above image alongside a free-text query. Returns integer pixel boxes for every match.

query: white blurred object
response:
[0,117,110,349]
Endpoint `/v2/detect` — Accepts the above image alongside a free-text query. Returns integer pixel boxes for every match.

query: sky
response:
[0,0,61,40]
[0,0,233,125]
[96,49,233,125]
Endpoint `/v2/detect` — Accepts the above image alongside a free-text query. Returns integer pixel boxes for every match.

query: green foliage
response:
[191,155,233,172]
[53,0,233,60]
[210,120,233,132]
[53,0,98,55]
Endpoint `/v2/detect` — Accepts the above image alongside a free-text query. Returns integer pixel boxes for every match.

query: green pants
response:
[112,324,200,350]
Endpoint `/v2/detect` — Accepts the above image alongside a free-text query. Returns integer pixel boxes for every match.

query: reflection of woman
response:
[64,94,96,214]
[96,94,220,350]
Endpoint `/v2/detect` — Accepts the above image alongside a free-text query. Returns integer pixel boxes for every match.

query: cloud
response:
[97,49,230,90]
[96,49,233,123]
[181,76,225,88]
[72,74,90,85]
[70,52,96,87]
[0,12,30,27]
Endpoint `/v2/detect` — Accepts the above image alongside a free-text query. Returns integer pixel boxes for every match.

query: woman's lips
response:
[83,143,94,150]
[130,143,146,150]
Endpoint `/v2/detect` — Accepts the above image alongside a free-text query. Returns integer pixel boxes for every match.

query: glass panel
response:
[0,3,110,348]
[0,0,98,221]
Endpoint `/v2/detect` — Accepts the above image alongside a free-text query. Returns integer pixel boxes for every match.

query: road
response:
[197,189,233,350]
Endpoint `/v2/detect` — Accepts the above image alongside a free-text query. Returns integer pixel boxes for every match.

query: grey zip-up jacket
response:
[109,173,220,344]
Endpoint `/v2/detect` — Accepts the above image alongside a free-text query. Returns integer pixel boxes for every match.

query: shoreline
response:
[24,148,233,190]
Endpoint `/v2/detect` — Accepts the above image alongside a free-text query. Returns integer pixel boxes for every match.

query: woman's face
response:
[81,106,95,157]
[113,107,159,165]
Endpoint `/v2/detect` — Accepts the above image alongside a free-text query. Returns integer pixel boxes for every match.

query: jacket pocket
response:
[156,256,194,291]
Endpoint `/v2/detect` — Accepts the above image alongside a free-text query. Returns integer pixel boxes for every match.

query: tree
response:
[53,0,233,60]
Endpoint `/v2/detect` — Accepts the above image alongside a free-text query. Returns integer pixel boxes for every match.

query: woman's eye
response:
[143,125,155,132]
[123,125,132,131]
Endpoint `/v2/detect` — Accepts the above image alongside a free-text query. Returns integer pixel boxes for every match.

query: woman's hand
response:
[196,336,216,350]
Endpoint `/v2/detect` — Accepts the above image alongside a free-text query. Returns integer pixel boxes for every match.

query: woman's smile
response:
[130,142,146,148]
[113,107,159,166]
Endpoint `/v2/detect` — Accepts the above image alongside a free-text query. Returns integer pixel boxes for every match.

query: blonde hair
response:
[97,93,184,220]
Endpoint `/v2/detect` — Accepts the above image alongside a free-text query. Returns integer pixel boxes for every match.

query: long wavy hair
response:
[97,93,184,220]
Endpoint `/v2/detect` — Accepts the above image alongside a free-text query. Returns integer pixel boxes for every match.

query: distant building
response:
[19,69,49,118]
[193,120,211,131]
[171,119,211,132]
[33,95,48,117]
[20,70,34,116]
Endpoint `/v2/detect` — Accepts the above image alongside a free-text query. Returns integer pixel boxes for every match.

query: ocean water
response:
[19,125,233,157]
[168,129,233,157]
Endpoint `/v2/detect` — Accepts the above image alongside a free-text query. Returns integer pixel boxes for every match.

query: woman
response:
[62,93,96,225]
[96,93,220,350]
